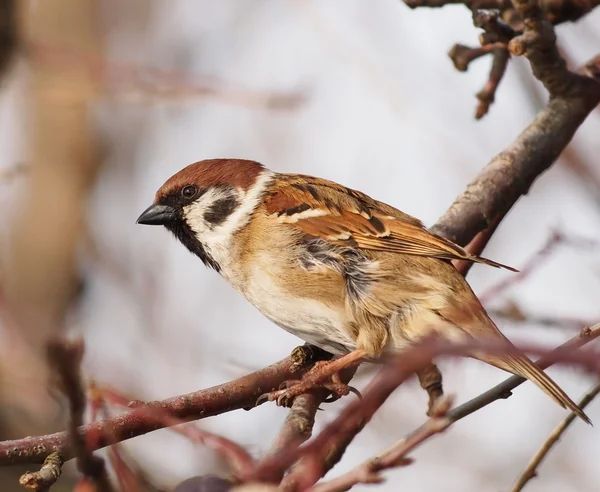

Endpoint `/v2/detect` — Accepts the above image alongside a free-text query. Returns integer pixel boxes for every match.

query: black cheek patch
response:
[204,195,239,226]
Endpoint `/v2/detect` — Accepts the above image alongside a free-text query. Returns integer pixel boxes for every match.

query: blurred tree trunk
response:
[0,0,102,469]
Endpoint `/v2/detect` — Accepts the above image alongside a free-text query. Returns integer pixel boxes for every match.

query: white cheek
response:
[180,171,274,270]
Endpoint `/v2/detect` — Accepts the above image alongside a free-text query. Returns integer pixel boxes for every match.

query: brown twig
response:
[448,44,497,72]
[475,47,510,118]
[27,42,305,110]
[508,0,584,97]
[0,356,302,465]
[47,338,112,491]
[452,215,503,276]
[310,397,454,492]
[19,452,64,491]
[432,50,600,244]
[447,323,600,422]
[403,0,599,25]
[261,393,322,482]
[511,383,600,492]
[489,301,595,330]
[407,0,600,116]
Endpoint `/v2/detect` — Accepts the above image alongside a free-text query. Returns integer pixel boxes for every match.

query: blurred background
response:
[0,1,599,490]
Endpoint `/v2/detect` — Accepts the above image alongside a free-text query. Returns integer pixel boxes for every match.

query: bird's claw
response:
[257,360,360,407]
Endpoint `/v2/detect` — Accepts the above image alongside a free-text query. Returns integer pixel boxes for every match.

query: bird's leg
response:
[260,349,366,407]
[417,362,444,416]
[289,344,334,373]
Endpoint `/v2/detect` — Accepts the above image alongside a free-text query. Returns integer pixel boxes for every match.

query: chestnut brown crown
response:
[155,158,265,202]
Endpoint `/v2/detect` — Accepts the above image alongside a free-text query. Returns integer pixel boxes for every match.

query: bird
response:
[137,158,589,423]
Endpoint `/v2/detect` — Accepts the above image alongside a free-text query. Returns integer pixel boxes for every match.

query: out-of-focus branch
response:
[28,43,305,110]
[5,0,102,344]
[46,338,113,491]
[447,323,600,422]
[0,325,598,483]
[261,393,322,483]
[490,301,595,330]
[310,397,454,492]
[0,356,303,465]
[511,383,600,492]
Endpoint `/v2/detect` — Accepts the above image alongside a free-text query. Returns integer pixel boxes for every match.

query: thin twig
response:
[511,383,600,492]
[447,323,600,422]
[476,47,510,119]
[310,397,454,492]
[47,338,112,491]
[19,452,64,491]
[489,301,594,330]
[453,215,503,276]
[261,393,322,482]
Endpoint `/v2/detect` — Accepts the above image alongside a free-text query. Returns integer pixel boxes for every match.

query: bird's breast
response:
[219,250,357,355]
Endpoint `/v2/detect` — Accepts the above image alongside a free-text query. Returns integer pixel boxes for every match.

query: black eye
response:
[181,185,198,199]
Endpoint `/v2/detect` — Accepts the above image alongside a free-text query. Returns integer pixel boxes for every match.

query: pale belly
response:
[227,263,357,355]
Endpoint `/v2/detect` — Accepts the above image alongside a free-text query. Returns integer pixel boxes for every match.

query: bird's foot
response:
[416,363,444,417]
[258,350,365,407]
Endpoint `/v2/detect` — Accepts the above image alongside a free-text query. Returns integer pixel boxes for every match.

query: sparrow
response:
[137,158,589,422]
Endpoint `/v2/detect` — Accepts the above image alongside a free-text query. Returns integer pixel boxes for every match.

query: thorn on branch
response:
[19,452,64,491]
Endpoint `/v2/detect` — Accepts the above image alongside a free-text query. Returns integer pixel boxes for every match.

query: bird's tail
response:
[474,351,591,424]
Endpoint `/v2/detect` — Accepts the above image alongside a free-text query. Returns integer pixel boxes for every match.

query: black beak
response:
[136,204,177,225]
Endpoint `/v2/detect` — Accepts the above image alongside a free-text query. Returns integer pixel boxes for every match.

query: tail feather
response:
[476,352,591,425]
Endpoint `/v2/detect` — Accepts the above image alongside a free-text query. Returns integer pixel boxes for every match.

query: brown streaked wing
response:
[264,174,516,271]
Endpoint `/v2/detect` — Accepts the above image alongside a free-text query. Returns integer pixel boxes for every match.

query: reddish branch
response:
[311,397,455,492]
[271,324,600,490]
[46,338,113,491]
[0,357,302,465]
[29,43,305,110]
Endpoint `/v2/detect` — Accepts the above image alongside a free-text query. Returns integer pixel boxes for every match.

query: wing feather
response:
[264,174,516,271]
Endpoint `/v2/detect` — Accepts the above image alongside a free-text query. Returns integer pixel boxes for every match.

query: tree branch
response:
[310,397,454,492]
[0,356,302,465]
[431,53,600,245]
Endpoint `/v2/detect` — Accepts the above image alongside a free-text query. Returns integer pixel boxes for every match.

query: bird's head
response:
[137,158,271,271]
